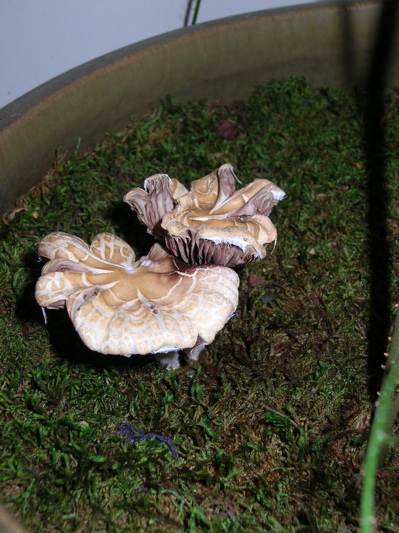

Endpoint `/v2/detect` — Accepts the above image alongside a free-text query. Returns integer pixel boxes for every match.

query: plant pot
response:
[2,3,399,531]
[1,1,398,218]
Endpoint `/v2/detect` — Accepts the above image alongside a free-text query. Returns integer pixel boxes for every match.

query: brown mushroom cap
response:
[35,232,239,356]
[161,164,285,266]
[123,174,188,239]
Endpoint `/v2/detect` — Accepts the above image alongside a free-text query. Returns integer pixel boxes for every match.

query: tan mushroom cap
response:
[161,164,285,266]
[123,174,188,239]
[35,232,239,356]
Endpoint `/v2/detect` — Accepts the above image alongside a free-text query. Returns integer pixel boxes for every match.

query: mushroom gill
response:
[123,174,188,239]
[35,232,239,361]
[161,164,285,266]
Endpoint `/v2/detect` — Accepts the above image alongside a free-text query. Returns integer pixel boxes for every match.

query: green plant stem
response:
[360,308,399,532]
[191,0,202,25]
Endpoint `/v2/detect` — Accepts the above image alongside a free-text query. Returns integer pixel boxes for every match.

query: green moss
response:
[1,77,399,532]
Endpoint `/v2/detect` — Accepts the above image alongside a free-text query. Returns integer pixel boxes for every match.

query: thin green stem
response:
[191,0,202,25]
[360,308,399,532]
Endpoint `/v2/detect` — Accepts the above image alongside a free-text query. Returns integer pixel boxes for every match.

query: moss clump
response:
[1,76,399,531]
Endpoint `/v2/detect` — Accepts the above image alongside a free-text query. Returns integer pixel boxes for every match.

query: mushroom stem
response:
[154,350,181,370]
[184,342,206,362]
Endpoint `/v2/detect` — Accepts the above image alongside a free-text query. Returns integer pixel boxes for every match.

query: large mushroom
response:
[35,232,239,368]
[161,164,285,266]
[124,164,285,267]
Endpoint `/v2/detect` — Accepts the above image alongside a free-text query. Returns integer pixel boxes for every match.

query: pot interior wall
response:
[0,1,398,216]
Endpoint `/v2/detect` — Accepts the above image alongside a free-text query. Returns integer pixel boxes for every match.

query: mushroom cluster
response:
[124,164,285,267]
[35,164,284,369]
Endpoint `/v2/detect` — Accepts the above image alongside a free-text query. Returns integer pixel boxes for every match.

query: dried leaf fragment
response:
[215,120,241,140]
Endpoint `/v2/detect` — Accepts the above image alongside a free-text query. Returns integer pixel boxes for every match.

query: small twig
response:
[264,406,299,429]
[118,423,179,459]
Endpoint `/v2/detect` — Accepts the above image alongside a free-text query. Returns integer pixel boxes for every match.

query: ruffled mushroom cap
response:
[123,174,188,239]
[161,164,285,266]
[35,232,239,357]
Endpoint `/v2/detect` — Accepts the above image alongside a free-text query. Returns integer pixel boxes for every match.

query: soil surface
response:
[1,77,399,532]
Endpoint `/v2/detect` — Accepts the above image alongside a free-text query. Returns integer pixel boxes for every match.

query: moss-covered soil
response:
[1,77,399,532]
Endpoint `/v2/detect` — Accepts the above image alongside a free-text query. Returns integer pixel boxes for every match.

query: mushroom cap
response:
[123,174,188,239]
[161,164,285,266]
[35,232,239,356]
